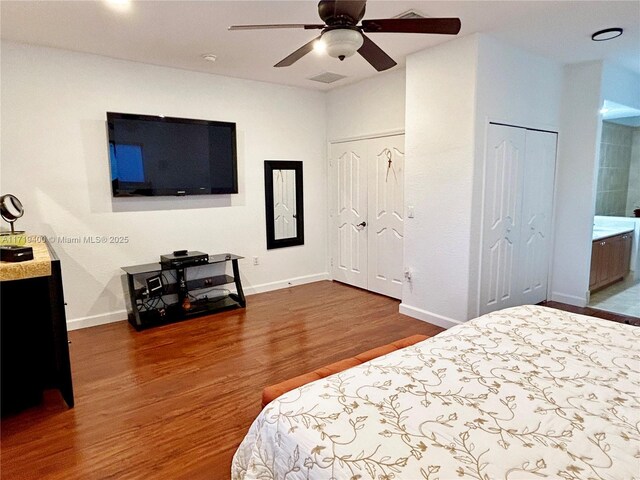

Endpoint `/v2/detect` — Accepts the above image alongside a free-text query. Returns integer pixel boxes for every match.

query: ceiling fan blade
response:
[357,33,397,72]
[318,0,367,25]
[229,24,325,31]
[361,18,461,35]
[274,35,322,67]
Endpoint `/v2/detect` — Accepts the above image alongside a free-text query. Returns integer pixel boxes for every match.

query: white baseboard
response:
[550,292,588,307]
[399,303,462,329]
[243,272,329,295]
[66,273,330,331]
[67,309,128,331]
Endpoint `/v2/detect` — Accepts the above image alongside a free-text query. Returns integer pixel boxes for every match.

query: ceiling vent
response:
[394,10,427,19]
[308,72,347,84]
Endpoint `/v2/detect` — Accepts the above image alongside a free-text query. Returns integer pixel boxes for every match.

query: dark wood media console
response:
[122,253,245,330]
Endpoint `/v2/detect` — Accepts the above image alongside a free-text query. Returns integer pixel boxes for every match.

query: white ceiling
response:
[1,1,638,91]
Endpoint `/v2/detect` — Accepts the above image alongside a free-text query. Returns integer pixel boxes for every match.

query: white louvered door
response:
[330,135,405,298]
[480,124,557,314]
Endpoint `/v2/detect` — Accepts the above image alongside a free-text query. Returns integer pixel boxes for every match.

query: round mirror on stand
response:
[0,194,26,235]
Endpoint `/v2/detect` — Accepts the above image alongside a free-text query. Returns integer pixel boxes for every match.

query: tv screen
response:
[107,112,238,197]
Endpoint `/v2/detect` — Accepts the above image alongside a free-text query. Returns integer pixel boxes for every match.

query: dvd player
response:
[160,250,209,268]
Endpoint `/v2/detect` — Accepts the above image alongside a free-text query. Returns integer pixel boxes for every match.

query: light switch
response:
[407,206,415,218]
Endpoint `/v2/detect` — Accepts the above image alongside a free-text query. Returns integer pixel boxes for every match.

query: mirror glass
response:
[264,161,304,249]
[273,169,297,240]
[596,101,640,218]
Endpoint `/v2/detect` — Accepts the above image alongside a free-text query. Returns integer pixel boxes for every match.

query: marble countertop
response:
[592,227,634,242]
[0,236,52,281]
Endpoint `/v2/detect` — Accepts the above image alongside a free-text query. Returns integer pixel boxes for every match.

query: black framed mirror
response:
[264,161,304,249]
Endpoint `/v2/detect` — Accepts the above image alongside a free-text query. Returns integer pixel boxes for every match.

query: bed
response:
[232,305,640,480]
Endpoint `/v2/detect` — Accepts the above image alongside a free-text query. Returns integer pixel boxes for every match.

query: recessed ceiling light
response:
[105,0,131,12]
[201,54,217,63]
[591,28,623,41]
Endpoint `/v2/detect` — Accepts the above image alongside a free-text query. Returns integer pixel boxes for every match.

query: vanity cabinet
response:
[590,232,633,292]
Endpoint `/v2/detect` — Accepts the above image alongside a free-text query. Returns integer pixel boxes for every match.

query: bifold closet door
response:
[330,135,405,299]
[480,125,526,313]
[480,124,557,314]
[519,130,556,305]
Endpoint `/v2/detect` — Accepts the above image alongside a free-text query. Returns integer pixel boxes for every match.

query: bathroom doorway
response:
[589,101,640,317]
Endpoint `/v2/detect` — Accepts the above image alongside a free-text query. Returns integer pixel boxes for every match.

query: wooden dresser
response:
[0,236,74,415]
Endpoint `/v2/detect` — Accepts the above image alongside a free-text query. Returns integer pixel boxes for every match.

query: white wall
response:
[602,63,640,111]
[401,35,479,328]
[469,35,562,317]
[401,34,563,327]
[326,69,405,141]
[0,41,328,328]
[550,62,640,306]
[550,62,603,306]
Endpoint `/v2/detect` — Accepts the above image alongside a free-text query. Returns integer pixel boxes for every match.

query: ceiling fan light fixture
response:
[322,29,364,60]
[591,28,623,41]
[104,0,131,13]
[313,39,327,53]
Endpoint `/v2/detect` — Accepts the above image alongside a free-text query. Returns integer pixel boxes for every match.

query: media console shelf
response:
[121,253,245,330]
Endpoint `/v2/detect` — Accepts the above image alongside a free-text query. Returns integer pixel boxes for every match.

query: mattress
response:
[232,305,640,479]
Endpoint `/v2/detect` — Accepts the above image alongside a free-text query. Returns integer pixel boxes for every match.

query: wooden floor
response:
[1,281,443,480]
[541,300,640,326]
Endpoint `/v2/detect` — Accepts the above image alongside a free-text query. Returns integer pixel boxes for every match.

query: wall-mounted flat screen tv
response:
[107,112,238,197]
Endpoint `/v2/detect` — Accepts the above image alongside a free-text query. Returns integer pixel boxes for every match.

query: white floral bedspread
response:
[232,305,640,480]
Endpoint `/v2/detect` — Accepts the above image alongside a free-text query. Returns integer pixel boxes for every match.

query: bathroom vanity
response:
[590,228,633,292]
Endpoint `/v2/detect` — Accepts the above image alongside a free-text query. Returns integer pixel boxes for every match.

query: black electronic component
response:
[160,251,209,268]
[0,245,34,263]
[145,274,164,298]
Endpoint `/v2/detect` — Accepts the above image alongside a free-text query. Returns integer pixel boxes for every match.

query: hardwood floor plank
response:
[1,281,443,479]
[540,300,640,326]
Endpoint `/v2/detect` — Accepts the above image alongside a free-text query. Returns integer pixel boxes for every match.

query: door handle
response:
[357,221,367,228]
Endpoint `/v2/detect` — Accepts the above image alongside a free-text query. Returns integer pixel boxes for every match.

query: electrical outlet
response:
[253,256,259,266]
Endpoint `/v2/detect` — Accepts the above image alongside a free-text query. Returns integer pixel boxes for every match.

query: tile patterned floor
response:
[589,276,640,318]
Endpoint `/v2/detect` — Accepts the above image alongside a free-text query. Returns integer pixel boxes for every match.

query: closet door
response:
[480,125,526,314]
[480,125,557,314]
[330,141,369,289]
[367,135,405,299]
[330,135,405,298]
[519,130,557,305]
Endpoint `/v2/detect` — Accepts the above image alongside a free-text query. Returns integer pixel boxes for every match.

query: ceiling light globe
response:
[313,39,326,53]
[322,29,364,60]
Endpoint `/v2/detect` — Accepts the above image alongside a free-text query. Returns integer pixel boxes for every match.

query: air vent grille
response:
[308,72,347,84]
[394,10,427,19]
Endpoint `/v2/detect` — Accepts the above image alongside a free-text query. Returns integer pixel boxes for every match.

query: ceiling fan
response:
[229,0,461,72]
